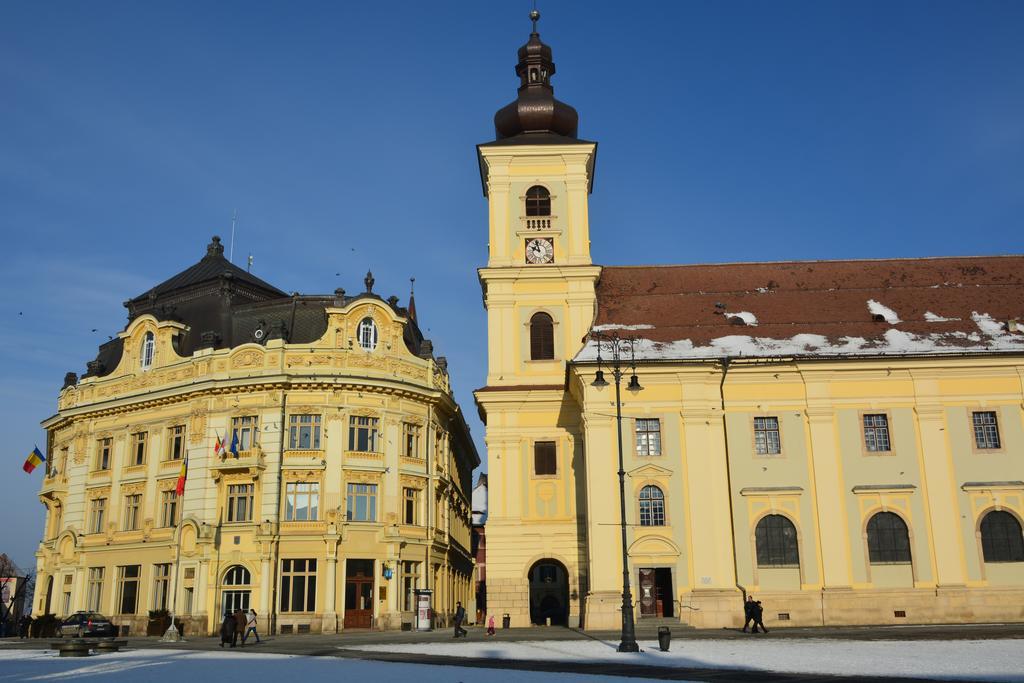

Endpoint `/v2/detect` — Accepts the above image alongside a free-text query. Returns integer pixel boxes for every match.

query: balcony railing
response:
[521,216,557,231]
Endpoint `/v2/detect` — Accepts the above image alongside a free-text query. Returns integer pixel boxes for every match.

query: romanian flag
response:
[23,447,45,474]
[175,456,188,496]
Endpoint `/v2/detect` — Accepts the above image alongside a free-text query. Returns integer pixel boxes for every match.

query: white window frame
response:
[357,317,378,351]
[141,332,155,370]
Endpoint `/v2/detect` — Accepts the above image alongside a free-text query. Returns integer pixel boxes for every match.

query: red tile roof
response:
[586,255,1024,359]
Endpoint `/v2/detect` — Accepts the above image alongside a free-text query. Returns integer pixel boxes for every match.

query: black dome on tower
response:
[493,11,579,140]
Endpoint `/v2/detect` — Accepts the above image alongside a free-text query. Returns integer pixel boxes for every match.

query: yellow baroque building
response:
[35,236,478,635]
[476,20,1024,630]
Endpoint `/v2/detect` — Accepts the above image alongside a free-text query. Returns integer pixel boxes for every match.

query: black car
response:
[59,612,117,637]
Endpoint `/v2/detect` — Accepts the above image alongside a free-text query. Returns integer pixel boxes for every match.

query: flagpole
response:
[162,454,189,642]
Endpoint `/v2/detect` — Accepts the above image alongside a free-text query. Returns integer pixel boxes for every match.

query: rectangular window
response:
[226,484,254,523]
[754,416,782,455]
[153,564,171,610]
[973,411,1001,449]
[87,567,104,612]
[96,438,112,471]
[533,441,557,476]
[863,414,892,452]
[403,487,420,525]
[90,498,107,534]
[279,558,317,613]
[635,418,662,456]
[160,490,178,528]
[346,483,377,522]
[285,482,320,521]
[168,425,186,460]
[183,587,194,615]
[402,423,421,458]
[130,431,147,466]
[123,494,141,531]
[231,415,259,451]
[288,414,322,450]
[401,560,420,611]
[348,416,379,452]
[116,565,140,615]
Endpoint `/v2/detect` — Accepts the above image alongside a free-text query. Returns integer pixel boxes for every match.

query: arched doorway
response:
[221,565,251,616]
[44,576,53,615]
[528,559,568,626]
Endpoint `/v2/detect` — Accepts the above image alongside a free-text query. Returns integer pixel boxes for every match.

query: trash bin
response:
[502,614,511,629]
[658,626,671,652]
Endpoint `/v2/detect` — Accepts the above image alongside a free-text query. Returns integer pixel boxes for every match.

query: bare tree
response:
[0,554,34,637]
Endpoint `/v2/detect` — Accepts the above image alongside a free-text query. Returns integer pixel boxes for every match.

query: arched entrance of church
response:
[528,559,569,626]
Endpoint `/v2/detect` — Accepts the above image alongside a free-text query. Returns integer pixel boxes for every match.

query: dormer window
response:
[140,332,155,370]
[358,317,378,351]
[525,186,551,217]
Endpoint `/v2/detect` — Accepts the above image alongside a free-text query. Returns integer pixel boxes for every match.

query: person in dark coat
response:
[742,596,756,632]
[19,615,33,638]
[219,613,236,647]
[453,601,467,638]
[750,599,768,634]
[233,609,247,646]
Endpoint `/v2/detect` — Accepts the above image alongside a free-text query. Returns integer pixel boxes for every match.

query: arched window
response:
[525,185,551,217]
[140,332,155,370]
[224,565,251,586]
[866,512,911,564]
[755,514,800,567]
[357,317,377,351]
[530,312,554,360]
[638,485,665,526]
[980,510,1024,563]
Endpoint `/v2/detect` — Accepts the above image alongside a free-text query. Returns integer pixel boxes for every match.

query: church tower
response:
[474,11,600,628]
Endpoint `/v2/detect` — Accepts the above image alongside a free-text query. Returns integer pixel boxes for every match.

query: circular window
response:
[357,317,378,351]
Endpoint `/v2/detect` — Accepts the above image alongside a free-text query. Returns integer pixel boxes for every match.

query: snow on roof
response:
[924,312,961,322]
[725,311,758,326]
[867,299,901,324]
[585,256,1024,362]
[575,312,1024,362]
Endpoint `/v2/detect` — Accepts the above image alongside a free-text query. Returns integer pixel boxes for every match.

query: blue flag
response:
[230,431,239,458]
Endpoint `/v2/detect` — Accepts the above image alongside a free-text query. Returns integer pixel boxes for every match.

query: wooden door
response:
[344,573,374,629]
[639,569,657,616]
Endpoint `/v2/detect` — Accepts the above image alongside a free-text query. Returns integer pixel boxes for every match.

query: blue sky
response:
[1,1,1021,569]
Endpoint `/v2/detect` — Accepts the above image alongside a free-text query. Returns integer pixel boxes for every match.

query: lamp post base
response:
[617,640,640,653]
[160,624,183,642]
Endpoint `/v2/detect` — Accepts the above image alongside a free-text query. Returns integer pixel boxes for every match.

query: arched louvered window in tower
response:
[866,512,912,564]
[755,514,800,567]
[530,312,554,360]
[980,510,1024,563]
[525,185,551,216]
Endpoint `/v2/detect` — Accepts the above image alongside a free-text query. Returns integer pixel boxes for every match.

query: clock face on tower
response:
[525,238,554,265]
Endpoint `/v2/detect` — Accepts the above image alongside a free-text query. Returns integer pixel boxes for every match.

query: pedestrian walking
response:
[751,598,768,634]
[243,608,261,644]
[233,608,247,646]
[453,601,467,638]
[19,615,33,638]
[487,614,495,636]
[219,612,235,648]
[742,596,756,632]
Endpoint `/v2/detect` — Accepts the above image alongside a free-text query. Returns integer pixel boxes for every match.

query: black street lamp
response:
[590,331,643,653]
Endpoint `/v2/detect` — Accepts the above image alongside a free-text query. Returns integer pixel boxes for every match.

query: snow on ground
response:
[351,638,1024,682]
[0,648,668,683]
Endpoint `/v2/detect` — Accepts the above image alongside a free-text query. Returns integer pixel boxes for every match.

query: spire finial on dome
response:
[364,270,375,293]
[492,10,579,140]
[206,235,225,258]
